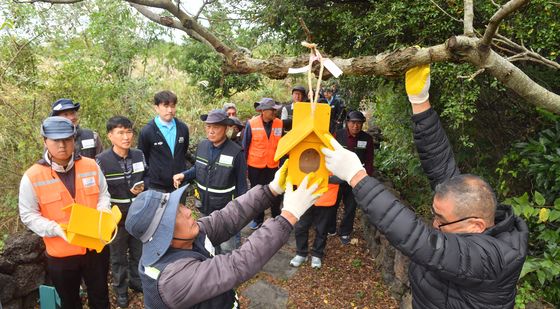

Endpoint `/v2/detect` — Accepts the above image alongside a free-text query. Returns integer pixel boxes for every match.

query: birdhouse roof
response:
[274,102,333,161]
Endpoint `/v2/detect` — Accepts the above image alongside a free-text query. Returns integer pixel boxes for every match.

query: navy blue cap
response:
[200,109,234,126]
[254,98,282,111]
[125,185,190,266]
[50,99,80,116]
[40,116,76,139]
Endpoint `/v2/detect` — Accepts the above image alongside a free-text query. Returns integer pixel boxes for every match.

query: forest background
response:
[0,0,558,307]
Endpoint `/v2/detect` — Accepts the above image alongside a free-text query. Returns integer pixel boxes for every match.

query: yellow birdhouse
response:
[274,102,333,191]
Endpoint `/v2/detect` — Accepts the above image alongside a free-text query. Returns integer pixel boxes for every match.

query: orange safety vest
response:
[25,158,100,258]
[315,183,340,207]
[247,116,283,168]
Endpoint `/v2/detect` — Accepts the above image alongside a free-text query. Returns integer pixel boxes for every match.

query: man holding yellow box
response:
[18,116,112,309]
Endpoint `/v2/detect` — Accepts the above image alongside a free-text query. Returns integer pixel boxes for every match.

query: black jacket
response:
[138,118,189,192]
[352,108,528,308]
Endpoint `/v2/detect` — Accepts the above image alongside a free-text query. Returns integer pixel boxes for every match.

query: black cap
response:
[50,98,80,116]
[291,85,306,94]
[200,109,234,126]
[229,116,245,129]
[346,110,366,122]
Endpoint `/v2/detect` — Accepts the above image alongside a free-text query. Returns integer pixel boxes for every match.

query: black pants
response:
[248,166,279,224]
[295,205,336,258]
[328,183,357,236]
[109,225,142,295]
[46,247,110,309]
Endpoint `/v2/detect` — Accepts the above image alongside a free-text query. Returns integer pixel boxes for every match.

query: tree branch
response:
[128,3,211,48]
[14,0,83,3]
[493,34,560,70]
[428,0,462,22]
[194,0,214,21]
[463,0,474,36]
[480,0,528,48]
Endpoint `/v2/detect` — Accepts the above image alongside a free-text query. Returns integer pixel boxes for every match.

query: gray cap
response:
[254,98,282,111]
[40,116,76,139]
[291,85,306,94]
[222,102,237,112]
[125,185,190,266]
[50,98,80,116]
[200,109,234,126]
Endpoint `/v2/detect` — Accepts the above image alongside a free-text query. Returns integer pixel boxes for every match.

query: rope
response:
[301,41,326,117]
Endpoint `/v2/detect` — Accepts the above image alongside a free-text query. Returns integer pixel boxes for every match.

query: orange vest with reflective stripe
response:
[247,116,283,168]
[315,183,340,207]
[25,158,100,257]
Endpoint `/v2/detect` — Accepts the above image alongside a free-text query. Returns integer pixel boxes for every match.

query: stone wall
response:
[0,230,46,309]
[360,214,412,309]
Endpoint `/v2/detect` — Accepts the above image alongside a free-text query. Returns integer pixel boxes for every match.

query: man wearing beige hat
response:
[243,98,283,229]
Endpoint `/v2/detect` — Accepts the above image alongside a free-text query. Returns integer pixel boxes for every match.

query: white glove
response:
[269,160,289,195]
[405,64,430,104]
[321,136,365,183]
[53,225,68,242]
[282,174,322,220]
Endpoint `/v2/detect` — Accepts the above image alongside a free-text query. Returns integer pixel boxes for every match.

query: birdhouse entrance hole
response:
[299,148,321,173]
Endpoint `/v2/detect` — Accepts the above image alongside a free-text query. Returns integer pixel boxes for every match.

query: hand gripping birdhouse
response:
[274,102,333,191]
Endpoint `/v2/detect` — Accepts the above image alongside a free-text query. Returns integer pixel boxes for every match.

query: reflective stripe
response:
[78,171,97,177]
[33,178,61,187]
[106,176,125,181]
[110,197,135,203]
[196,159,207,166]
[251,127,265,131]
[196,182,235,194]
[105,172,124,177]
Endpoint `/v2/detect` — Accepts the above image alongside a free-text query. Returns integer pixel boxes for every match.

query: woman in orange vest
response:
[18,116,112,309]
[242,98,284,229]
[289,179,341,269]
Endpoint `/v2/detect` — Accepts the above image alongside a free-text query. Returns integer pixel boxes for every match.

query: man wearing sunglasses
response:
[322,65,528,308]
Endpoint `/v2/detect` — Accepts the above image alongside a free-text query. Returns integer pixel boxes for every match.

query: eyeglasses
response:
[431,208,478,229]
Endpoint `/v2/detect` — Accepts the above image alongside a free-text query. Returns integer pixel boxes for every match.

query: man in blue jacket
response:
[322,65,528,308]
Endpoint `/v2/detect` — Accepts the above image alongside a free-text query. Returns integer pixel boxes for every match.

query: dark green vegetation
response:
[1,0,559,306]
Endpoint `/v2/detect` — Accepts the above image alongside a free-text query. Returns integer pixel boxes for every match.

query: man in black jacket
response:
[172,109,248,254]
[138,90,190,193]
[322,65,528,308]
[96,116,149,308]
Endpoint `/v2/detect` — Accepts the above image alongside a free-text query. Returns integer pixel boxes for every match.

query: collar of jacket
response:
[484,204,515,236]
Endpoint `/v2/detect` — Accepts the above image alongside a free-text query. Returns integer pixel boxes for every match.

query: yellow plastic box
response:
[60,204,122,252]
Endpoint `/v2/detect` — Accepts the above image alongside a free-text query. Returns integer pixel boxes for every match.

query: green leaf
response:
[554,198,560,211]
[536,270,546,286]
[534,191,546,206]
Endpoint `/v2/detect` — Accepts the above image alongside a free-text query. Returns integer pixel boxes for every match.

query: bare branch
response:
[194,0,214,20]
[0,33,42,81]
[490,0,501,8]
[428,0,462,22]
[458,68,485,81]
[129,3,211,48]
[480,0,528,48]
[14,0,83,3]
[493,34,560,70]
[463,0,474,36]
[298,18,313,43]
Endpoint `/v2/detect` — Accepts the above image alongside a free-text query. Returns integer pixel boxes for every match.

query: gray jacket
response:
[157,185,290,308]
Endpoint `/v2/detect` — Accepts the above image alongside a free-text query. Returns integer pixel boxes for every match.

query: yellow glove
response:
[269,160,289,195]
[405,64,430,104]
